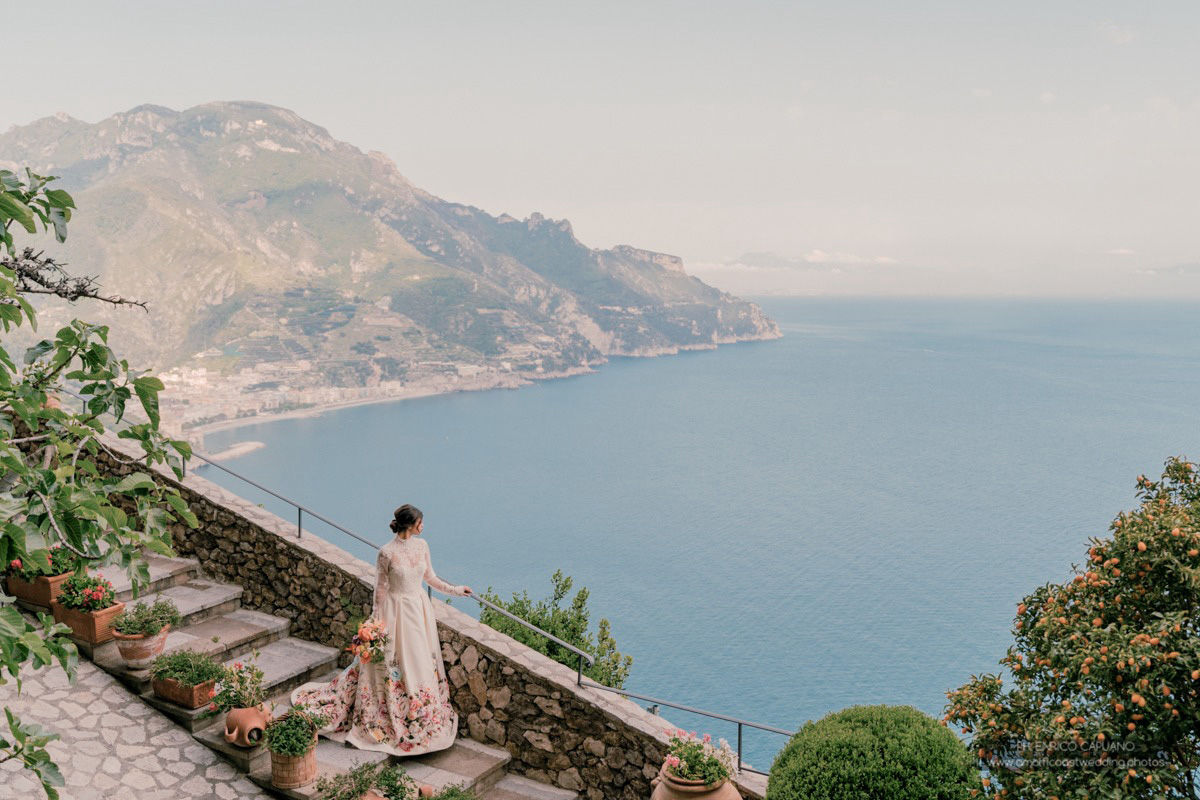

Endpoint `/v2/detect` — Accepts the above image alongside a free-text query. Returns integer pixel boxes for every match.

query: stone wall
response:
[91,435,767,799]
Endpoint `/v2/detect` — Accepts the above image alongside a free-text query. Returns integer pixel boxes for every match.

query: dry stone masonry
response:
[87,435,766,799]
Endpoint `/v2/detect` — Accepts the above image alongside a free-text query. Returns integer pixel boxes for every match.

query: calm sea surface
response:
[204,298,1200,767]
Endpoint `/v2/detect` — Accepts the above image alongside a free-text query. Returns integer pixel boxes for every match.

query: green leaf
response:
[0,193,36,234]
[0,605,26,639]
[47,207,69,243]
[22,340,54,365]
[133,376,162,428]
[113,473,156,493]
[42,189,75,210]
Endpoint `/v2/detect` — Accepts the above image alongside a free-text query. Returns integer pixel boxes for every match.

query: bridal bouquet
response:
[348,618,389,664]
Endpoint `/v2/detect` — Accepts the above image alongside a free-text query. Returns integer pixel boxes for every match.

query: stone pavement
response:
[0,656,269,800]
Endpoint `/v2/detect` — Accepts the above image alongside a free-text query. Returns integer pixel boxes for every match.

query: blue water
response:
[204,298,1200,767]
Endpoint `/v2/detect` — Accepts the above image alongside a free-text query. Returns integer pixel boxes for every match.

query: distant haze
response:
[4,1,1199,297]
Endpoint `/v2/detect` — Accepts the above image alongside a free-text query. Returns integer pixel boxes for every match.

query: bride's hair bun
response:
[390,504,423,534]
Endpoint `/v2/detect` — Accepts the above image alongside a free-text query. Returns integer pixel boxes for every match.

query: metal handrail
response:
[190,449,788,775]
[61,386,787,776]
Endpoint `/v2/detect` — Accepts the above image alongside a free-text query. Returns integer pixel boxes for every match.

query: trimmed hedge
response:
[766,705,979,800]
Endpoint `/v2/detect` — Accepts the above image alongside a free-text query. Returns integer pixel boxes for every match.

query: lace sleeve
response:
[373,547,390,611]
[423,540,465,596]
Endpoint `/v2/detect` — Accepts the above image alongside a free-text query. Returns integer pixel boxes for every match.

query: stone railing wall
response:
[90,435,767,800]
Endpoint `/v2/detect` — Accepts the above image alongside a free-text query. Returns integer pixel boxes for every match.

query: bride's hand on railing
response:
[459,585,473,597]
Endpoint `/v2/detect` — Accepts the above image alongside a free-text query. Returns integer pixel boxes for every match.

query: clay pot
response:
[112,624,172,669]
[7,572,73,608]
[151,676,217,709]
[270,741,318,789]
[224,705,271,747]
[650,766,742,800]
[50,600,125,645]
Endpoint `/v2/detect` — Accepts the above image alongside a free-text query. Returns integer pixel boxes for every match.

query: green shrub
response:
[149,650,224,687]
[431,787,477,800]
[479,569,631,688]
[766,705,979,800]
[265,706,327,757]
[113,599,181,635]
[373,764,419,800]
[317,760,418,800]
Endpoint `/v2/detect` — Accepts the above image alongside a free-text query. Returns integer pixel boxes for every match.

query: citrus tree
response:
[946,457,1200,799]
[0,168,197,798]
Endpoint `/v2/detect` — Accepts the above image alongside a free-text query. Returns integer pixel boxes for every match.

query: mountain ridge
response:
[0,101,779,430]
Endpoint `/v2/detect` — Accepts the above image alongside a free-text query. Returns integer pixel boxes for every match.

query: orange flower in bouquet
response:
[347,618,389,663]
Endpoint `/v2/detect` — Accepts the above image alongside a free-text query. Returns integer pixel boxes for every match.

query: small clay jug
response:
[224,705,271,747]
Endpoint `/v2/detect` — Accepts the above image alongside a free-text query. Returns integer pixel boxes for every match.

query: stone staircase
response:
[78,553,578,800]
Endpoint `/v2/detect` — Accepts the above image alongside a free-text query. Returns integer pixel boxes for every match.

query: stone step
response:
[136,577,245,627]
[226,636,341,701]
[141,636,339,734]
[93,608,290,694]
[405,737,511,797]
[194,723,272,775]
[484,774,581,800]
[266,667,339,716]
[248,740,389,799]
[247,738,510,799]
[74,576,245,659]
[107,553,200,602]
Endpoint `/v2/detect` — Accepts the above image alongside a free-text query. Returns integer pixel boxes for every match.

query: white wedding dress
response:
[290,535,467,756]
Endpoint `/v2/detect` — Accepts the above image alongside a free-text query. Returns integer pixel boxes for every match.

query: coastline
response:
[188,366,593,447]
[187,331,782,450]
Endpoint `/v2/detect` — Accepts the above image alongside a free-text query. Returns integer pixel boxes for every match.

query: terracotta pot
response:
[50,600,125,645]
[112,624,172,669]
[650,766,742,800]
[224,705,271,747]
[151,676,217,709]
[270,741,318,789]
[6,572,72,607]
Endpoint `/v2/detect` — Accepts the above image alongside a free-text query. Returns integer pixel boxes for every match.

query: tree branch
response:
[1,247,147,310]
[32,490,101,561]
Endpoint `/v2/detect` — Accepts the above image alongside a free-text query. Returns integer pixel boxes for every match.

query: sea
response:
[203,297,1200,768]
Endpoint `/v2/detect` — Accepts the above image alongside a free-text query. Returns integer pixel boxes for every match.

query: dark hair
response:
[389,504,423,534]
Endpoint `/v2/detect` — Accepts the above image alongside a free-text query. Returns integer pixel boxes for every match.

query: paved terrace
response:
[0,653,268,800]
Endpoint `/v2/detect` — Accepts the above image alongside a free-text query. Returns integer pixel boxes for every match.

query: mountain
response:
[0,102,779,428]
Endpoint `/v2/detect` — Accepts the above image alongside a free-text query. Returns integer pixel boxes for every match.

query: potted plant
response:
[149,650,224,709]
[265,704,328,789]
[211,658,271,747]
[111,598,181,668]
[651,729,740,800]
[6,546,81,607]
[49,573,123,644]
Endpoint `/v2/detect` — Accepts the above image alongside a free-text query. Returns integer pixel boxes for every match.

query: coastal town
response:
[158,358,537,447]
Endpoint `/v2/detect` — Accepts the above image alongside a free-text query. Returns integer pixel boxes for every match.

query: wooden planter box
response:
[151,676,217,710]
[112,625,172,669]
[50,601,125,645]
[6,572,72,608]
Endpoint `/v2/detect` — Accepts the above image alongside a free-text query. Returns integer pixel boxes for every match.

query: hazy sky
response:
[5,1,1199,296]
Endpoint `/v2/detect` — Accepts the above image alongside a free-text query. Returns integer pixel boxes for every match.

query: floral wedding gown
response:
[290,535,468,756]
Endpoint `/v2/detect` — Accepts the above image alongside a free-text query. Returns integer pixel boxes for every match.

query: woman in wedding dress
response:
[291,504,472,756]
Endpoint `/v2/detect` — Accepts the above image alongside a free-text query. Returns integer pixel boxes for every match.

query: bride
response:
[291,504,472,756]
